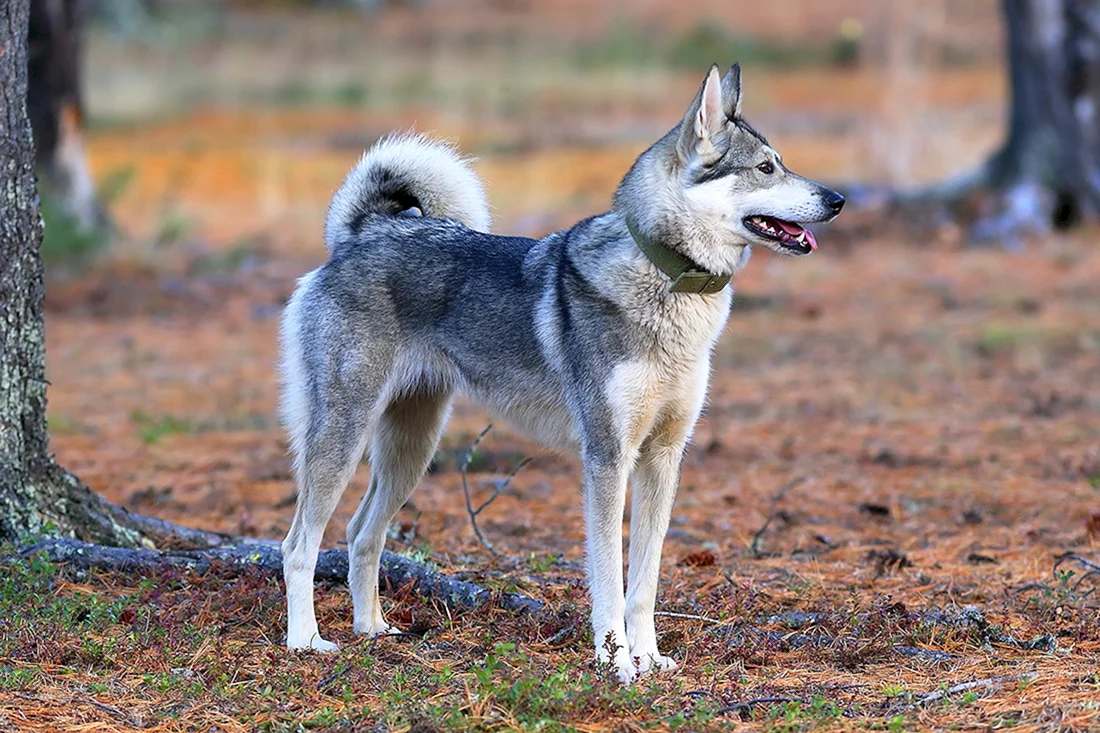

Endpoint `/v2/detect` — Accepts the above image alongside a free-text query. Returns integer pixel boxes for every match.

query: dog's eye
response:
[757,161,774,174]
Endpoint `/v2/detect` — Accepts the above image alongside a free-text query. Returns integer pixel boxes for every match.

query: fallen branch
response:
[12,537,544,615]
[908,672,1037,708]
[749,477,805,558]
[460,424,531,558]
[889,160,993,206]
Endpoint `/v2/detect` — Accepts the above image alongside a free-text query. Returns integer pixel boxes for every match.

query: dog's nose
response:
[823,190,845,214]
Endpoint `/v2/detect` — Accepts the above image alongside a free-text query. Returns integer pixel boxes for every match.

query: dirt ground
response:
[4,2,1100,731]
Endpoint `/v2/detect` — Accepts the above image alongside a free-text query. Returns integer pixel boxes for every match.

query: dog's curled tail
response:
[324,133,491,250]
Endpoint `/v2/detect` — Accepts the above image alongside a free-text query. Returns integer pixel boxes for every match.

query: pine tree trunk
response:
[971,0,1100,239]
[0,0,137,547]
[889,0,1100,243]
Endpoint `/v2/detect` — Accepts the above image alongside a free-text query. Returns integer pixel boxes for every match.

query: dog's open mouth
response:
[744,215,817,255]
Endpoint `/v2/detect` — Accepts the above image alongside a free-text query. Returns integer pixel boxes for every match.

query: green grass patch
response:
[189,238,262,274]
[130,410,196,445]
[39,165,133,267]
[575,20,862,71]
[39,187,108,266]
[262,80,370,108]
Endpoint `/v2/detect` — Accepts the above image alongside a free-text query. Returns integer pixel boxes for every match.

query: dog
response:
[279,63,844,683]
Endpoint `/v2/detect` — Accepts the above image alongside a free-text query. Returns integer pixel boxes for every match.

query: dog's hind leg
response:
[282,385,382,652]
[347,386,452,637]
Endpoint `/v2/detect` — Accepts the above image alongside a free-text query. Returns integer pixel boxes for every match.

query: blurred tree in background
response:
[908,0,1100,241]
[982,0,1100,235]
[29,0,105,232]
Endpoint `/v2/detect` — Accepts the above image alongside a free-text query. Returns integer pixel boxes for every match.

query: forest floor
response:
[4,2,1100,731]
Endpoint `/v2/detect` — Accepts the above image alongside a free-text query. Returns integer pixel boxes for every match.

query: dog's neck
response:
[614,140,752,281]
[625,217,731,294]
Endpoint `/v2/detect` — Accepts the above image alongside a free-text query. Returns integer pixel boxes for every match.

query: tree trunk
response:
[968,0,1100,241]
[1,0,143,547]
[888,0,1100,244]
[27,0,101,230]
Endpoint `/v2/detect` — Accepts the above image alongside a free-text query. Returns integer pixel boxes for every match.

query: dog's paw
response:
[597,639,639,684]
[612,655,639,685]
[634,651,678,675]
[353,620,401,638]
[287,633,340,653]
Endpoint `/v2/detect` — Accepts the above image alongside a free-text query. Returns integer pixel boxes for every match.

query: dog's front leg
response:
[625,434,688,674]
[583,454,635,684]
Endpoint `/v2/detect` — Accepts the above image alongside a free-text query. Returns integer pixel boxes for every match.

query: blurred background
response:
[36,0,1099,557]
[46,0,1007,256]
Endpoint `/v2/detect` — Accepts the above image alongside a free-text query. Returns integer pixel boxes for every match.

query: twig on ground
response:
[653,611,723,624]
[1055,552,1100,574]
[717,697,811,715]
[1055,552,1100,596]
[749,476,805,558]
[318,662,349,691]
[908,672,1037,708]
[11,537,544,615]
[460,424,531,558]
[15,693,140,727]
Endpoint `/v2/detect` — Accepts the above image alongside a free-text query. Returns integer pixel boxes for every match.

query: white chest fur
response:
[605,287,732,451]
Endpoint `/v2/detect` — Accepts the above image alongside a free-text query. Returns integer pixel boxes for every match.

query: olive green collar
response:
[625,218,730,295]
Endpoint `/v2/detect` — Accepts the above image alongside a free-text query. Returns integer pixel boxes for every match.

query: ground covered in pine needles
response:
[4,3,1100,730]
[8,229,1100,731]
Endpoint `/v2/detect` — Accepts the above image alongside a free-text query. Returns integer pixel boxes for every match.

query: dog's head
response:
[673,64,844,258]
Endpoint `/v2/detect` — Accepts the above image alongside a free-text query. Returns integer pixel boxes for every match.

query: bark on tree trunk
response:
[1,0,136,547]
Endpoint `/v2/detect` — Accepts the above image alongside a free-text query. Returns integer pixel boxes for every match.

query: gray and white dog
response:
[279,63,843,683]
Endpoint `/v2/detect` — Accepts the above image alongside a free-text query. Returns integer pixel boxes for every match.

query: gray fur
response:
[279,65,843,682]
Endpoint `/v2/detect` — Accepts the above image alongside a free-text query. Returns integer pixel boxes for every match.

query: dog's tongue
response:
[772,218,817,251]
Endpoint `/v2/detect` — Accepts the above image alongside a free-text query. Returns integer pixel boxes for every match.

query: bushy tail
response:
[324,132,491,250]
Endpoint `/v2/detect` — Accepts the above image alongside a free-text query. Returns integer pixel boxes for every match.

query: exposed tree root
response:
[835,174,1056,251]
[893,160,994,206]
[13,537,545,615]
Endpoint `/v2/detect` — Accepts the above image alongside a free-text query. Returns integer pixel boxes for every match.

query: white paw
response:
[354,620,401,638]
[613,654,639,685]
[633,650,678,675]
[287,633,339,653]
[597,645,639,684]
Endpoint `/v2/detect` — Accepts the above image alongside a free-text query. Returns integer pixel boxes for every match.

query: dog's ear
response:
[677,64,726,165]
[721,63,743,120]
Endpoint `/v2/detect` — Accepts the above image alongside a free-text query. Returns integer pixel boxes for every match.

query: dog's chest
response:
[605,290,731,442]
[636,288,732,364]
